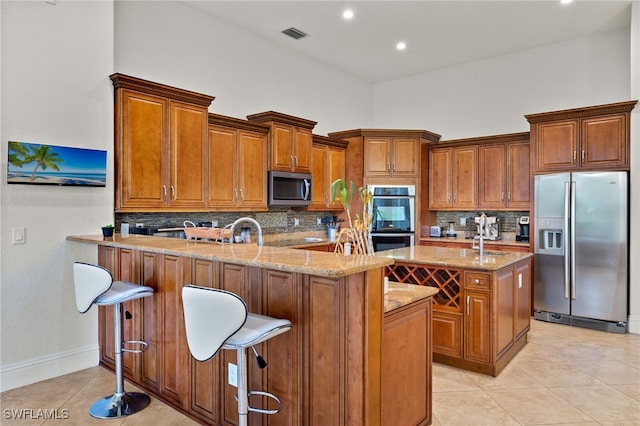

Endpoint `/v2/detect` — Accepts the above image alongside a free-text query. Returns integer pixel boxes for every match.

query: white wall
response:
[114,1,373,135]
[0,1,115,391]
[372,27,630,139]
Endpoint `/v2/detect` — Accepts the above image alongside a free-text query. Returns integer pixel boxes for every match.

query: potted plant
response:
[330,179,374,255]
[101,224,114,238]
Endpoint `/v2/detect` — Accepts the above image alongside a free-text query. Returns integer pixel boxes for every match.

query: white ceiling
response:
[183,0,632,83]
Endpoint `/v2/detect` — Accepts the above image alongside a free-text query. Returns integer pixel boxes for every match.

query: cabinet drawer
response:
[465,272,491,289]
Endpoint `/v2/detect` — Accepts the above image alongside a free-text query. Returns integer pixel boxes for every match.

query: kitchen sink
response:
[481,250,507,256]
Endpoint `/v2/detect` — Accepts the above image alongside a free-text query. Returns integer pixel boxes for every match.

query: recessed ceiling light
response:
[343,9,354,20]
[396,41,407,51]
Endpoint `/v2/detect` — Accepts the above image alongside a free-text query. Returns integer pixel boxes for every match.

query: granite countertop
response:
[66,234,392,278]
[384,281,439,313]
[375,245,532,271]
[419,232,529,249]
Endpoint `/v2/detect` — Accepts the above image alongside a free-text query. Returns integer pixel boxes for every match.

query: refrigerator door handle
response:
[570,181,577,300]
[564,181,571,300]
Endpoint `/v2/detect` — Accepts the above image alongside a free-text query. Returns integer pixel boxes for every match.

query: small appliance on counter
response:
[429,226,443,237]
[445,221,457,238]
[474,216,501,240]
[516,216,530,242]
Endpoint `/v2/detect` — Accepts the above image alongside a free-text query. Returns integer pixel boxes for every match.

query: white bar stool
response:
[73,262,154,419]
[182,285,291,426]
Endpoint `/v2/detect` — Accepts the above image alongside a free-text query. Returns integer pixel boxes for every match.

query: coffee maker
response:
[516,216,530,242]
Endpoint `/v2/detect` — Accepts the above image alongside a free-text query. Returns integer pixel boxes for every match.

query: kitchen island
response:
[376,246,532,376]
[67,234,436,426]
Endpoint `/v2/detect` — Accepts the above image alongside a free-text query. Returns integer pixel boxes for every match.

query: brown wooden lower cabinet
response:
[97,246,388,426]
[383,298,433,426]
[386,257,531,376]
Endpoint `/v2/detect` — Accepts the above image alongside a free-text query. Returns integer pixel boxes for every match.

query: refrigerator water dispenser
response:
[540,229,563,250]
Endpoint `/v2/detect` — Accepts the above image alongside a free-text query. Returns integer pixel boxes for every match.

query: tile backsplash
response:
[435,211,529,234]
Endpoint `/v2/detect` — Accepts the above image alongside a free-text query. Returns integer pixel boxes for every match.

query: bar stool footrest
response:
[122,340,149,353]
[247,390,283,415]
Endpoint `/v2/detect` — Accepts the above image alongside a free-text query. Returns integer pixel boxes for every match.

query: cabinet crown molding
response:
[435,132,530,148]
[312,134,349,149]
[246,111,317,129]
[328,128,441,142]
[208,113,270,134]
[110,73,215,107]
[525,100,637,124]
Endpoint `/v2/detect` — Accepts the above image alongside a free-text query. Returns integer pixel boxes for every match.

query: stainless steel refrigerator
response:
[533,171,628,333]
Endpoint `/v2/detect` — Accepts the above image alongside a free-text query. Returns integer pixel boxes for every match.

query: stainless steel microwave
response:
[268,171,312,207]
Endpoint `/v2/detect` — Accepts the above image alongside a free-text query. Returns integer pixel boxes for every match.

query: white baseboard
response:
[628,314,640,335]
[1,344,99,392]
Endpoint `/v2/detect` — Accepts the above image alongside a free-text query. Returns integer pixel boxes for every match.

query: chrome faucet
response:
[472,213,487,257]
[228,217,264,246]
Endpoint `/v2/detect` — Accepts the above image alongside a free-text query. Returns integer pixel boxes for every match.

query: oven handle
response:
[371,233,415,237]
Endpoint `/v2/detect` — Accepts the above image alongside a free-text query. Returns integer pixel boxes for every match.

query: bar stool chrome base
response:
[89,391,151,419]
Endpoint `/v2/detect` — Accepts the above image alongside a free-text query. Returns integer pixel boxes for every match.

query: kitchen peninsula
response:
[377,246,532,376]
[67,234,436,426]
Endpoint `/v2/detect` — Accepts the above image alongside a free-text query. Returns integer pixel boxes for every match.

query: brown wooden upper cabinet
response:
[247,111,317,173]
[429,133,530,211]
[478,134,530,210]
[364,137,420,178]
[310,135,348,211]
[429,145,478,210]
[111,74,214,212]
[207,114,269,211]
[526,101,637,173]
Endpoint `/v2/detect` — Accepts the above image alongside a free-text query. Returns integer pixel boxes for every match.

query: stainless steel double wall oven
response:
[368,184,415,252]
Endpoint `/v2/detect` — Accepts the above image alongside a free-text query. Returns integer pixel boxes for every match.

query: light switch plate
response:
[12,227,26,245]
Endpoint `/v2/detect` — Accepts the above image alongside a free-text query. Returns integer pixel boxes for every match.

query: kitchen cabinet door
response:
[428,148,453,209]
[478,144,506,209]
[515,259,531,340]
[364,138,391,176]
[581,114,628,169]
[535,120,579,171]
[117,90,169,210]
[237,129,268,208]
[208,125,237,207]
[310,136,347,210]
[464,290,491,363]
[271,123,296,172]
[293,127,312,173]
[506,142,530,209]
[169,101,208,209]
[391,137,420,177]
[452,146,478,209]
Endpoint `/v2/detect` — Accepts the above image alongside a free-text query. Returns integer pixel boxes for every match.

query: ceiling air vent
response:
[281,27,308,40]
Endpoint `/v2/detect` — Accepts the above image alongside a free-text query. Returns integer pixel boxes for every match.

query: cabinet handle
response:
[501,191,504,201]
[508,191,511,201]
[387,163,391,172]
[162,185,167,201]
[581,150,585,162]
[290,155,294,169]
[171,185,175,201]
[393,163,396,172]
[474,278,480,284]
[295,156,299,167]
[239,188,244,202]
[573,150,577,163]
[467,295,470,315]
[324,193,329,207]
[453,193,457,203]
[234,188,238,202]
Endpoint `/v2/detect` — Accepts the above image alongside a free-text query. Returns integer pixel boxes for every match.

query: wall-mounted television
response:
[7,141,107,187]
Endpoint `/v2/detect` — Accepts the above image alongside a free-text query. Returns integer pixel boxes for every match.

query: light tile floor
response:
[1,320,639,425]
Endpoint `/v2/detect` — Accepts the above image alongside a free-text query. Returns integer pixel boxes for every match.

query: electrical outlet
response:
[460,217,467,226]
[294,218,299,227]
[518,273,523,289]
[317,217,322,226]
[228,362,237,387]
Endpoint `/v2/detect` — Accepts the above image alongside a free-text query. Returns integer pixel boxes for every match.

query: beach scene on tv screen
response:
[7,141,107,186]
